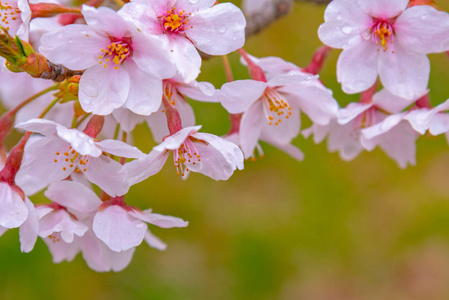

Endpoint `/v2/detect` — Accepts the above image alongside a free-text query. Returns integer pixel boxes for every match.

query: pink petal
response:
[219,80,267,114]
[96,139,145,159]
[82,5,131,37]
[357,0,408,19]
[45,181,102,216]
[123,62,163,116]
[79,65,130,115]
[131,33,175,79]
[187,3,245,55]
[0,182,28,228]
[337,41,379,94]
[80,228,135,272]
[167,36,201,83]
[395,5,449,54]
[280,82,338,125]
[112,108,146,132]
[144,230,167,251]
[93,205,147,252]
[19,198,38,253]
[240,101,266,158]
[84,156,128,197]
[44,235,80,263]
[55,127,102,157]
[133,209,188,228]
[154,125,202,152]
[318,0,371,49]
[121,150,168,187]
[15,118,59,136]
[39,24,108,70]
[372,88,417,113]
[378,44,430,100]
[338,103,373,125]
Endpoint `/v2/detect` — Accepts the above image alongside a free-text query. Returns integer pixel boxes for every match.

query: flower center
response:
[162,7,191,33]
[98,37,132,70]
[53,145,89,173]
[262,88,292,126]
[371,21,395,52]
[173,138,200,176]
[0,0,21,31]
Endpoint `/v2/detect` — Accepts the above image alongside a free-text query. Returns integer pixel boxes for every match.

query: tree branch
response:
[244,0,331,37]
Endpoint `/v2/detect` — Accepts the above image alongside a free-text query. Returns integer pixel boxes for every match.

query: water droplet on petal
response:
[218,26,226,34]
[361,30,371,41]
[56,31,64,39]
[189,0,199,3]
[341,24,352,35]
[336,14,342,20]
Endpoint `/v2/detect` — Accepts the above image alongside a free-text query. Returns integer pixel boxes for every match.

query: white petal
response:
[0,182,27,228]
[123,62,163,116]
[96,139,145,159]
[44,236,80,263]
[56,127,102,157]
[357,0,408,19]
[39,24,108,70]
[121,150,168,187]
[153,125,202,152]
[144,230,166,251]
[112,108,146,132]
[167,37,201,83]
[79,65,130,115]
[219,80,266,114]
[337,41,379,94]
[15,118,59,136]
[80,228,135,272]
[187,3,245,55]
[338,103,373,125]
[239,101,266,158]
[396,5,449,54]
[93,205,146,252]
[318,0,371,49]
[45,181,102,215]
[134,209,188,228]
[19,198,38,252]
[84,156,128,197]
[378,45,430,100]
[372,88,416,113]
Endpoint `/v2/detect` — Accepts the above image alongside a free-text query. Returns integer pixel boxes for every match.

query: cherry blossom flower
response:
[0,0,31,40]
[219,71,338,158]
[318,0,449,99]
[39,5,175,115]
[16,118,145,196]
[93,196,188,252]
[119,0,246,82]
[303,89,417,163]
[43,180,177,271]
[123,125,244,184]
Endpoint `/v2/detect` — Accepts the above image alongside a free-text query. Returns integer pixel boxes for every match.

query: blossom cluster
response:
[0,0,449,272]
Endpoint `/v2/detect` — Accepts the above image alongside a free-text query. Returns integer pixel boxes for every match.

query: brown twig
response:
[244,0,330,37]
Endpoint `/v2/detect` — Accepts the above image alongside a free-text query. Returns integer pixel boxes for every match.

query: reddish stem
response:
[302,45,331,75]
[238,48,267,82]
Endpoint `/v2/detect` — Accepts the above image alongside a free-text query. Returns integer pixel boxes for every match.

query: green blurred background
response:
[3,1,449,299]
